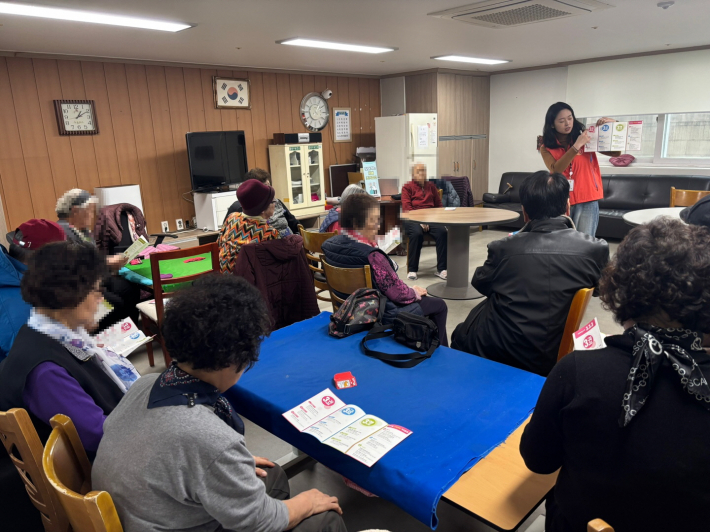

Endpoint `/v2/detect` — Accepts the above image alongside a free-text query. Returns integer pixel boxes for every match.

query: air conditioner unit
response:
[428,0,613,29]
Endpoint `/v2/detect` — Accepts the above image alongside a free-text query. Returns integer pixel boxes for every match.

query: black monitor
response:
[186,131,248,192]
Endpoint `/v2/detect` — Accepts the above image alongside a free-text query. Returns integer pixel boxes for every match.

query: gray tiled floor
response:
[126,228,622,532]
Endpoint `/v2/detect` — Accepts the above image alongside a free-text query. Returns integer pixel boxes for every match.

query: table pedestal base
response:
[426,224,484,301]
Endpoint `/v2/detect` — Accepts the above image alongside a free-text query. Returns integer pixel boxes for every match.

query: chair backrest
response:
[197,232,219,246]
[322,257,372,312]
[0,408,69,532]
[42,415,123,532]
[150,242,220,323]
[438,188,443,201]
[558,288,594,361]
[588,519,614,532]
[298,224,337,258]
[670,186,710,207]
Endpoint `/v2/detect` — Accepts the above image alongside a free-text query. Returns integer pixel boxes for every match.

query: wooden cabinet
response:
[269,143,326,216]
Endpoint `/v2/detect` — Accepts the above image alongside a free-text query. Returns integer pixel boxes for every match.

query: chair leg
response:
[157,330,171,368]
[141,313,155,367]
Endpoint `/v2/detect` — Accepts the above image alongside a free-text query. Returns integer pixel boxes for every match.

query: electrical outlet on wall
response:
[161,221,169,233]
[175,219,184,231]
[184,219,190,229]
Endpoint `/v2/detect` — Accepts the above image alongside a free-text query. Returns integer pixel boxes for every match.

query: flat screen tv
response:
[186,131,248,192]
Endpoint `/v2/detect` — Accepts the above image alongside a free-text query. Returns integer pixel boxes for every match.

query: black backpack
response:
[328,288,387,338]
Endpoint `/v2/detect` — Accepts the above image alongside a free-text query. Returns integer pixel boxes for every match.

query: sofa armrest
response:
[483,193,510,204]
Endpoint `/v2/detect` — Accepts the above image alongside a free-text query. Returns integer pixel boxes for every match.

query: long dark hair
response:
[542,102,586,150]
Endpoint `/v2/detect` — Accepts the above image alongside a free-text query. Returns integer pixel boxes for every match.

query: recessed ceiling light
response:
[0,2,192,32]
[432,55,509,65]
[278,38,395,54]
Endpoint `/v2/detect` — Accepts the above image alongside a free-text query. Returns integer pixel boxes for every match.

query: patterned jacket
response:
[217,212,279,273]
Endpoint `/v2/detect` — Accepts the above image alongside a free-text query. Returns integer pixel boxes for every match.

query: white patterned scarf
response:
[28,309,140,393]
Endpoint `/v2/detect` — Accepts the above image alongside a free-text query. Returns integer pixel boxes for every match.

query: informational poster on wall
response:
[362,161,381,197]
[333,108,351,143]
[585,121,643,152]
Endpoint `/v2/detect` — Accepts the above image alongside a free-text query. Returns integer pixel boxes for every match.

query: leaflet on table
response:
[283,389,412,467]
[122,235,150,261]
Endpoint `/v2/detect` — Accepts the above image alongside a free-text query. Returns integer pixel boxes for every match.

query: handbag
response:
[328,288,387,338]
[361,312,439,368]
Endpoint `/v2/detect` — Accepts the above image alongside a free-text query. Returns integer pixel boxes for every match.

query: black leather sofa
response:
[483,172,710,239]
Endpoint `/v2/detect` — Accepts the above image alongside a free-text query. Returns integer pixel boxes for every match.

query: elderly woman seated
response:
[321,193,448,346]
[319,184,368,233]
[520,218,710,531]
[92,274,346,532]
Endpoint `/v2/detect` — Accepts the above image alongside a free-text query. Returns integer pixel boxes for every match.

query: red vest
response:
[545,145,603,205]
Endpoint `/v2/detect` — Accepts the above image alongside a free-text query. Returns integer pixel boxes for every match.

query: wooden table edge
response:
[441,416,559,531]
[400,208,520,226]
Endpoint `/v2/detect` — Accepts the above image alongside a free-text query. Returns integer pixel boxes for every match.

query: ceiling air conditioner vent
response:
[429,0,613,29]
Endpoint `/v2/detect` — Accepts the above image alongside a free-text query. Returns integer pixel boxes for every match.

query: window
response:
[580,111,710,167]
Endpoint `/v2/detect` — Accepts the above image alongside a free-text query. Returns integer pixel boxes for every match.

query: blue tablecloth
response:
[224,312,545,529]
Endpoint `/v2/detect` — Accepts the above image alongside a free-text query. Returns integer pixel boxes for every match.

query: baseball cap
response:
[7,219,67,250]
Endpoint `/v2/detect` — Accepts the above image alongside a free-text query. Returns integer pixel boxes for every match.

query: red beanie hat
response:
[237,179,275,216]
[9,219,67,250]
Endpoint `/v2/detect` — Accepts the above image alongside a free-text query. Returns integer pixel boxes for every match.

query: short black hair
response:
[339,193,379,230]
[21,241,108,310]
[600,217,710,332]
[244,168,271,184]
[519,171,570,220]
[162,274,271,372]
[542,101,586,150]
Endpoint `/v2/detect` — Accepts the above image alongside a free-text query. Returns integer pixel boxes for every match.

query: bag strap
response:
[360,325,439,368]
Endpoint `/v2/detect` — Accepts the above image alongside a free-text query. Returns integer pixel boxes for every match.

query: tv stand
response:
[194,190,237,231]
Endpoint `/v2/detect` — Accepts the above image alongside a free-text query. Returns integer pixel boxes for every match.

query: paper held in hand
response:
[283,389,412,467]
[573,318,606,351]
[122,235,150,261]
[93,317,153,357]
[376,226,401,255]
[585,121,643,152]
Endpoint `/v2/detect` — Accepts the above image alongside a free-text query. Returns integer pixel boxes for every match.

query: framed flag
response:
[213,77,251,109]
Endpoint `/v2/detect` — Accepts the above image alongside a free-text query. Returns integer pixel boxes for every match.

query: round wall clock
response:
[300,92,330,132]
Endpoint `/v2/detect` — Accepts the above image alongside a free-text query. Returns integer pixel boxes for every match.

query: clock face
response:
[300,92,330,132]
[61,102,96,132]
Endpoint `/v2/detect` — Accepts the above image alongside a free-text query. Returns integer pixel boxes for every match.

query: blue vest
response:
[321,235,421,322]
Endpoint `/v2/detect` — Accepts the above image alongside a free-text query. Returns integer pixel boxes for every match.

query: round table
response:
[622,207,685,227]
[400,208,520,300]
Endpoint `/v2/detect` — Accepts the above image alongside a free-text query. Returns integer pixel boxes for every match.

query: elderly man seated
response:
[451,171,609,376]
[401,163,447,280]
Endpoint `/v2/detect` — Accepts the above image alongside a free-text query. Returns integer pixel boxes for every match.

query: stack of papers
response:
[283,389,412,467]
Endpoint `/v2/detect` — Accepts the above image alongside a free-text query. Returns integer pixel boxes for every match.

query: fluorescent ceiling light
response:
[433,55,509,65]
[279,38,395,54]
[0,2,192,32]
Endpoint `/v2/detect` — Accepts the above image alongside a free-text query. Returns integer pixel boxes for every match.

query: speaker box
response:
[273,132,323,144]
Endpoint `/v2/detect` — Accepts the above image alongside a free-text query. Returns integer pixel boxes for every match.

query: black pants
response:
[404,220,447,273]
[261,464,347,532]
[99,274,141,331]
[418,296,449,347]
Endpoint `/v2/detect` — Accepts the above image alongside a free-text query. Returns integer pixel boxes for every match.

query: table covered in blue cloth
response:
[224,312,545,529]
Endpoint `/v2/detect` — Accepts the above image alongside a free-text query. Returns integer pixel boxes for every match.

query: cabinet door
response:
[438,141,457,177]
[288,146,307,208]
[305,144,325,207]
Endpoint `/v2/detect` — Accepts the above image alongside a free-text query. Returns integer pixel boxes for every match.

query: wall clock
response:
[54,100,99,135]
[300,92,330,132]
[214,77,251,109]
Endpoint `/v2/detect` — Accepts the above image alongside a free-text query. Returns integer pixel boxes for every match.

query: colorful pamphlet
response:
[611,122,628,152]
[93,317,153,357]
[362,161,381,197]
[573,318,605,351]
[586,121,643,152]
[375,226,401,254]
[283,389,412,467]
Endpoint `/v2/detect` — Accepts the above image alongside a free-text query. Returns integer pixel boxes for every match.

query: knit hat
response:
[237,179,275,216]
[7,219,66,250]
[56,189,98,218]
[680,194,710,228]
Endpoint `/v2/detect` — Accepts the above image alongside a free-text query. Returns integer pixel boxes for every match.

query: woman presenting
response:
[539,102,619,237]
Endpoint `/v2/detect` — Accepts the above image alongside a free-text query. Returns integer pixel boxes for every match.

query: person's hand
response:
[106,254,128,269]
[253,456,275,478]
[413,286,427,298]
[420,224,429,232]
[574,130,592,151]
[596,117,616,126]
[305,489,343,516]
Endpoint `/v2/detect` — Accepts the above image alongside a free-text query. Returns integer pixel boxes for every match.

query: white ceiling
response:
[0,0,708,75]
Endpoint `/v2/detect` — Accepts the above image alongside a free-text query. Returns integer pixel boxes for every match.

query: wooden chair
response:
[298,224,338,303]
[136,243,220,367]
[588,519,614,532]
[42,414,123,532]
[322,257,372,312]
[670,187,710,207]
[557,288,594,361]
[0,408,69,532]
[405,188,444,273]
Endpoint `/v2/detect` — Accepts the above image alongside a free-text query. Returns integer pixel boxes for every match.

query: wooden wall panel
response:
[405,73,437,114]
[6,58,57,220]
[0,57,380,230]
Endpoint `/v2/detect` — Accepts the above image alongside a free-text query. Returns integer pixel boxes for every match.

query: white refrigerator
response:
[375,113,438,187]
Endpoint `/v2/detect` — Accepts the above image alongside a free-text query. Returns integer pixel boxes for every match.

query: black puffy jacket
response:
[452,216,609,376]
